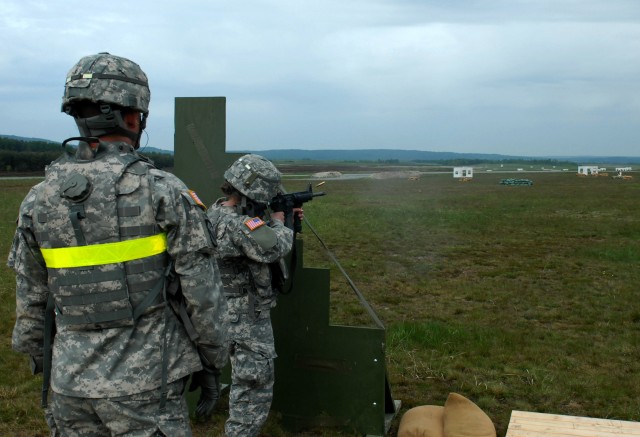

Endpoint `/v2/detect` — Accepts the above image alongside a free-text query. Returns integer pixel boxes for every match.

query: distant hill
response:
[1,135,172,154]
[138,146,173,155]
[0,134,59,144]
[237,148,640,165]
[547,155,640,165]
[250,148,518,162]
[3,134,640,164]
[1,135,174,172]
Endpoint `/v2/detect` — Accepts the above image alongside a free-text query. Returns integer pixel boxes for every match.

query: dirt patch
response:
[370,171,421,180]
[278,164,378,173]
[311,171,343,178]
[309,170,423,179]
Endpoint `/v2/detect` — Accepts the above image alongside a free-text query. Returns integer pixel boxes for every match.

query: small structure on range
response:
[577,165,599,176]
[453,166,473,182]
[613,171,634,180]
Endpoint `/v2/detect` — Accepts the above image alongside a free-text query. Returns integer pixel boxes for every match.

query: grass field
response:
[1,169,639,436]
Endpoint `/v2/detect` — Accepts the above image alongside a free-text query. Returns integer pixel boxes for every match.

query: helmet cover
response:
[62,52,150,115]
[224,154,282,203]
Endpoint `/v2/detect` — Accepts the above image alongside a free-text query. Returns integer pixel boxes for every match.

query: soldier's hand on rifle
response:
[269,208,302,225]
[270,211,286,223]
[188,366,221,419]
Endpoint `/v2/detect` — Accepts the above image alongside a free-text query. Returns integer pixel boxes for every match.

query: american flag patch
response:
[244,217,265,231]
[188,190,206,209]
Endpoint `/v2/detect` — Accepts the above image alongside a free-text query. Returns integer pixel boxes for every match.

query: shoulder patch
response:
[181,190,207,210]
[244,217,265,231]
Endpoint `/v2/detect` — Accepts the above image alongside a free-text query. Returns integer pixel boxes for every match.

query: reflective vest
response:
[33,146,168,330]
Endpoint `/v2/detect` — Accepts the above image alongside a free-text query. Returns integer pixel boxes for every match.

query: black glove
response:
[188,366,221,419]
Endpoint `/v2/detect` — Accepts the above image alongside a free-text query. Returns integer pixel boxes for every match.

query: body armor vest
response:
[209,206,275,301]
[33,145,167,330]
[217,255,253,296]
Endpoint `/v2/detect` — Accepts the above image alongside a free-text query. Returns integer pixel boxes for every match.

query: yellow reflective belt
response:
[40,233,167,269]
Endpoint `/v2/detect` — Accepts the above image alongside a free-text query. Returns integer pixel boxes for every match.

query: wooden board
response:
[506,410,640,437]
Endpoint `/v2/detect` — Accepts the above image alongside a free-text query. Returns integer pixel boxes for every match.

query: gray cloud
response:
[1,0,639,156]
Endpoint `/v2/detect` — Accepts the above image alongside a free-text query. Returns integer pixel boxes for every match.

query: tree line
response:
[411,157,578,167]
[0,137,174,173]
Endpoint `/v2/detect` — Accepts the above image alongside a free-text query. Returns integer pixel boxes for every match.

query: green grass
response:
[2,171,640,436]
[0,178,47,436]
[291,171,640,435]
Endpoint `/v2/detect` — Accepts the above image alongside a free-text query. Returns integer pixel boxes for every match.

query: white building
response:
[577,166,599,176]
[453,167,473,179]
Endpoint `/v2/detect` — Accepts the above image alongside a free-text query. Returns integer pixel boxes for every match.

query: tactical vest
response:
[217,255,254,296]
[33,146,167,331]
[209,205,278,301]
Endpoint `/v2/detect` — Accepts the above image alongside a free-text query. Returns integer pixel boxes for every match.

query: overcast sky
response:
[2,0,640,157]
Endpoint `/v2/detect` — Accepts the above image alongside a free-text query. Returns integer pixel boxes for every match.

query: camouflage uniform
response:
[10,141,228,436]
[207,155,294,437]
[9,53,228,437]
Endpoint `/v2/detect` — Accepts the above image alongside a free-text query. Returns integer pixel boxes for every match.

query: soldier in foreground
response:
[207,155,300,437]
[9,52,228,436]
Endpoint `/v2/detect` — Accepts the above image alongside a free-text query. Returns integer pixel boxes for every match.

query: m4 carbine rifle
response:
[270,183,325,233]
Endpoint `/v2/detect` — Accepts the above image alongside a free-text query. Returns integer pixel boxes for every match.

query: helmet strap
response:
[74,104,141,146]
[134,113,148,149]
[236,196,248,216]
[239,196,267,218]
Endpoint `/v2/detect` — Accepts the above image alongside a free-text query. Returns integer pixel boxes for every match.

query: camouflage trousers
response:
[225,296,277,437]
[49,378,192,437]
[44,406,59,437]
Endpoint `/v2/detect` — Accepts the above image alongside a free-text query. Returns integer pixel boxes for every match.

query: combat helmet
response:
[224,154,282,204]
[61,52,150,146]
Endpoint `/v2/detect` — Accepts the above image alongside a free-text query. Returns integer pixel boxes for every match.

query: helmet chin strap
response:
[134,113,148,149]
[238,195,267,218]
[74,104,145,148]
[236,196,248,216]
